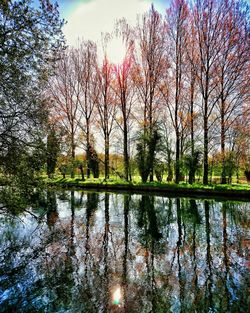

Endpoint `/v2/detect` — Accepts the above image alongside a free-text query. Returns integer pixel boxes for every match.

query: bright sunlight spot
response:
[106,37,127,65]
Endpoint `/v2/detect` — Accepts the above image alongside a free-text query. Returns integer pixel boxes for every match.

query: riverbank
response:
[45,177,250,201]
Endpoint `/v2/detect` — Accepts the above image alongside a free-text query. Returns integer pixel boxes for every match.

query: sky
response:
[60,0,165,45]
[51,0,166,63]
[42,0,250,64]
[36,0,250,47]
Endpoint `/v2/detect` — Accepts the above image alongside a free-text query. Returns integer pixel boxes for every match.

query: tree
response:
[0,0,64,173]
[96,52,116,180]
[227,104,250,182]
[214,0,249,183]
[184,150,201,184]
[193,0,225,184]
[133,5,166,181]
[185,14,200,184]
[49,48,80,177]
[113,21,135,181]
[136,128,161,183]
[165,0,189,183]
[87,143,99,178]
[74,40,99,178]
[46,125,60,178]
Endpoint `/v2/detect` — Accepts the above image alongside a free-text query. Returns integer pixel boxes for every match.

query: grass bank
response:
[45,177,250,200]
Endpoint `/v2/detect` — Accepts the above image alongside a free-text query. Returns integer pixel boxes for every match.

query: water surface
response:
[0,190,249,312]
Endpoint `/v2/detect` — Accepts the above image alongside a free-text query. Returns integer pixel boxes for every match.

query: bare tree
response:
[165,0,189,183]
[214,0,250,183]
[73,40,99,178]
[133,5,166,181]
[49,49,80,176]
[193,0,225,184]
[113,21,136,181]
[96,49,117,180]
[185,12,200,184]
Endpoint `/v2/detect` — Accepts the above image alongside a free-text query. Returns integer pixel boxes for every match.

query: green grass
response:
[44,175,250,192]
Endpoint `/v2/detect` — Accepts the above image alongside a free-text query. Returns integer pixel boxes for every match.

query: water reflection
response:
[0,190,249,312]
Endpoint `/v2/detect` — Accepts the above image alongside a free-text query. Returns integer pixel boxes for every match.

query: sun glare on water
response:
[112,286,122,305]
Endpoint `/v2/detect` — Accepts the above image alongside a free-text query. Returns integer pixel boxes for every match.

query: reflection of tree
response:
[222,203,230,312]
[189,199,200,310]
[137,195,162,243]
[76,192,100,313]
[46,188,58,229]
[68,191,76,256]
[1,193,250,312]
[136,195,164,312]
[176,198,185,313]
[102,193,110,312]
[57,189,70,201]
[84,192,99,277]
[45,190,77,311]
[74,191,85,209]
[204,200,213,311]
[227,203,249,312]
[47,190,76,310]
[122,194,130,311]
[166,198,173,240]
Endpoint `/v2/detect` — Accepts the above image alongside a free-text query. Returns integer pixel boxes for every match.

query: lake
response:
[0,189,249,312]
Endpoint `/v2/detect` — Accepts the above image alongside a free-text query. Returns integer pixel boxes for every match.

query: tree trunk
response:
[104,134,109,180]
[220,99,226,184]
[175,132,180,184]
[203,81,209,185]
[203,114,209,185]
[86,121,91,178]
[123,122,129,181]
[79,164,85,181]
[189,78,195,184]
[175,45,180,184]
[149,99,154,182]
[71,131,75,178]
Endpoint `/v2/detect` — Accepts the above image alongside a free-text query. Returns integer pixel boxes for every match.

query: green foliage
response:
[136,128,161,182]
[155,162,165,182]
[0,172,46,215]
[87,144,99,178]
[0,0,64,176]
[224,152,237,183]
[137,195,163,242]
[2,139,46,177]
[0,0,64,211]
[59,164,68,179]
[0,138,48,213]
[86,192,99,217]
[0,186,28,214]
[73,159,85,180]
[184,151,201,184]
[47,126,60,178]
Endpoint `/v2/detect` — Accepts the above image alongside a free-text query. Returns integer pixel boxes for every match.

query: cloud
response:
[63,0,152,46]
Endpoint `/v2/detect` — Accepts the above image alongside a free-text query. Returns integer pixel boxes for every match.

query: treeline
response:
[0,1,249,186]
[47,0,250,184]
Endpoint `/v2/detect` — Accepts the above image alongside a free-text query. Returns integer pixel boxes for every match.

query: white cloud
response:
[63,0,151,46]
